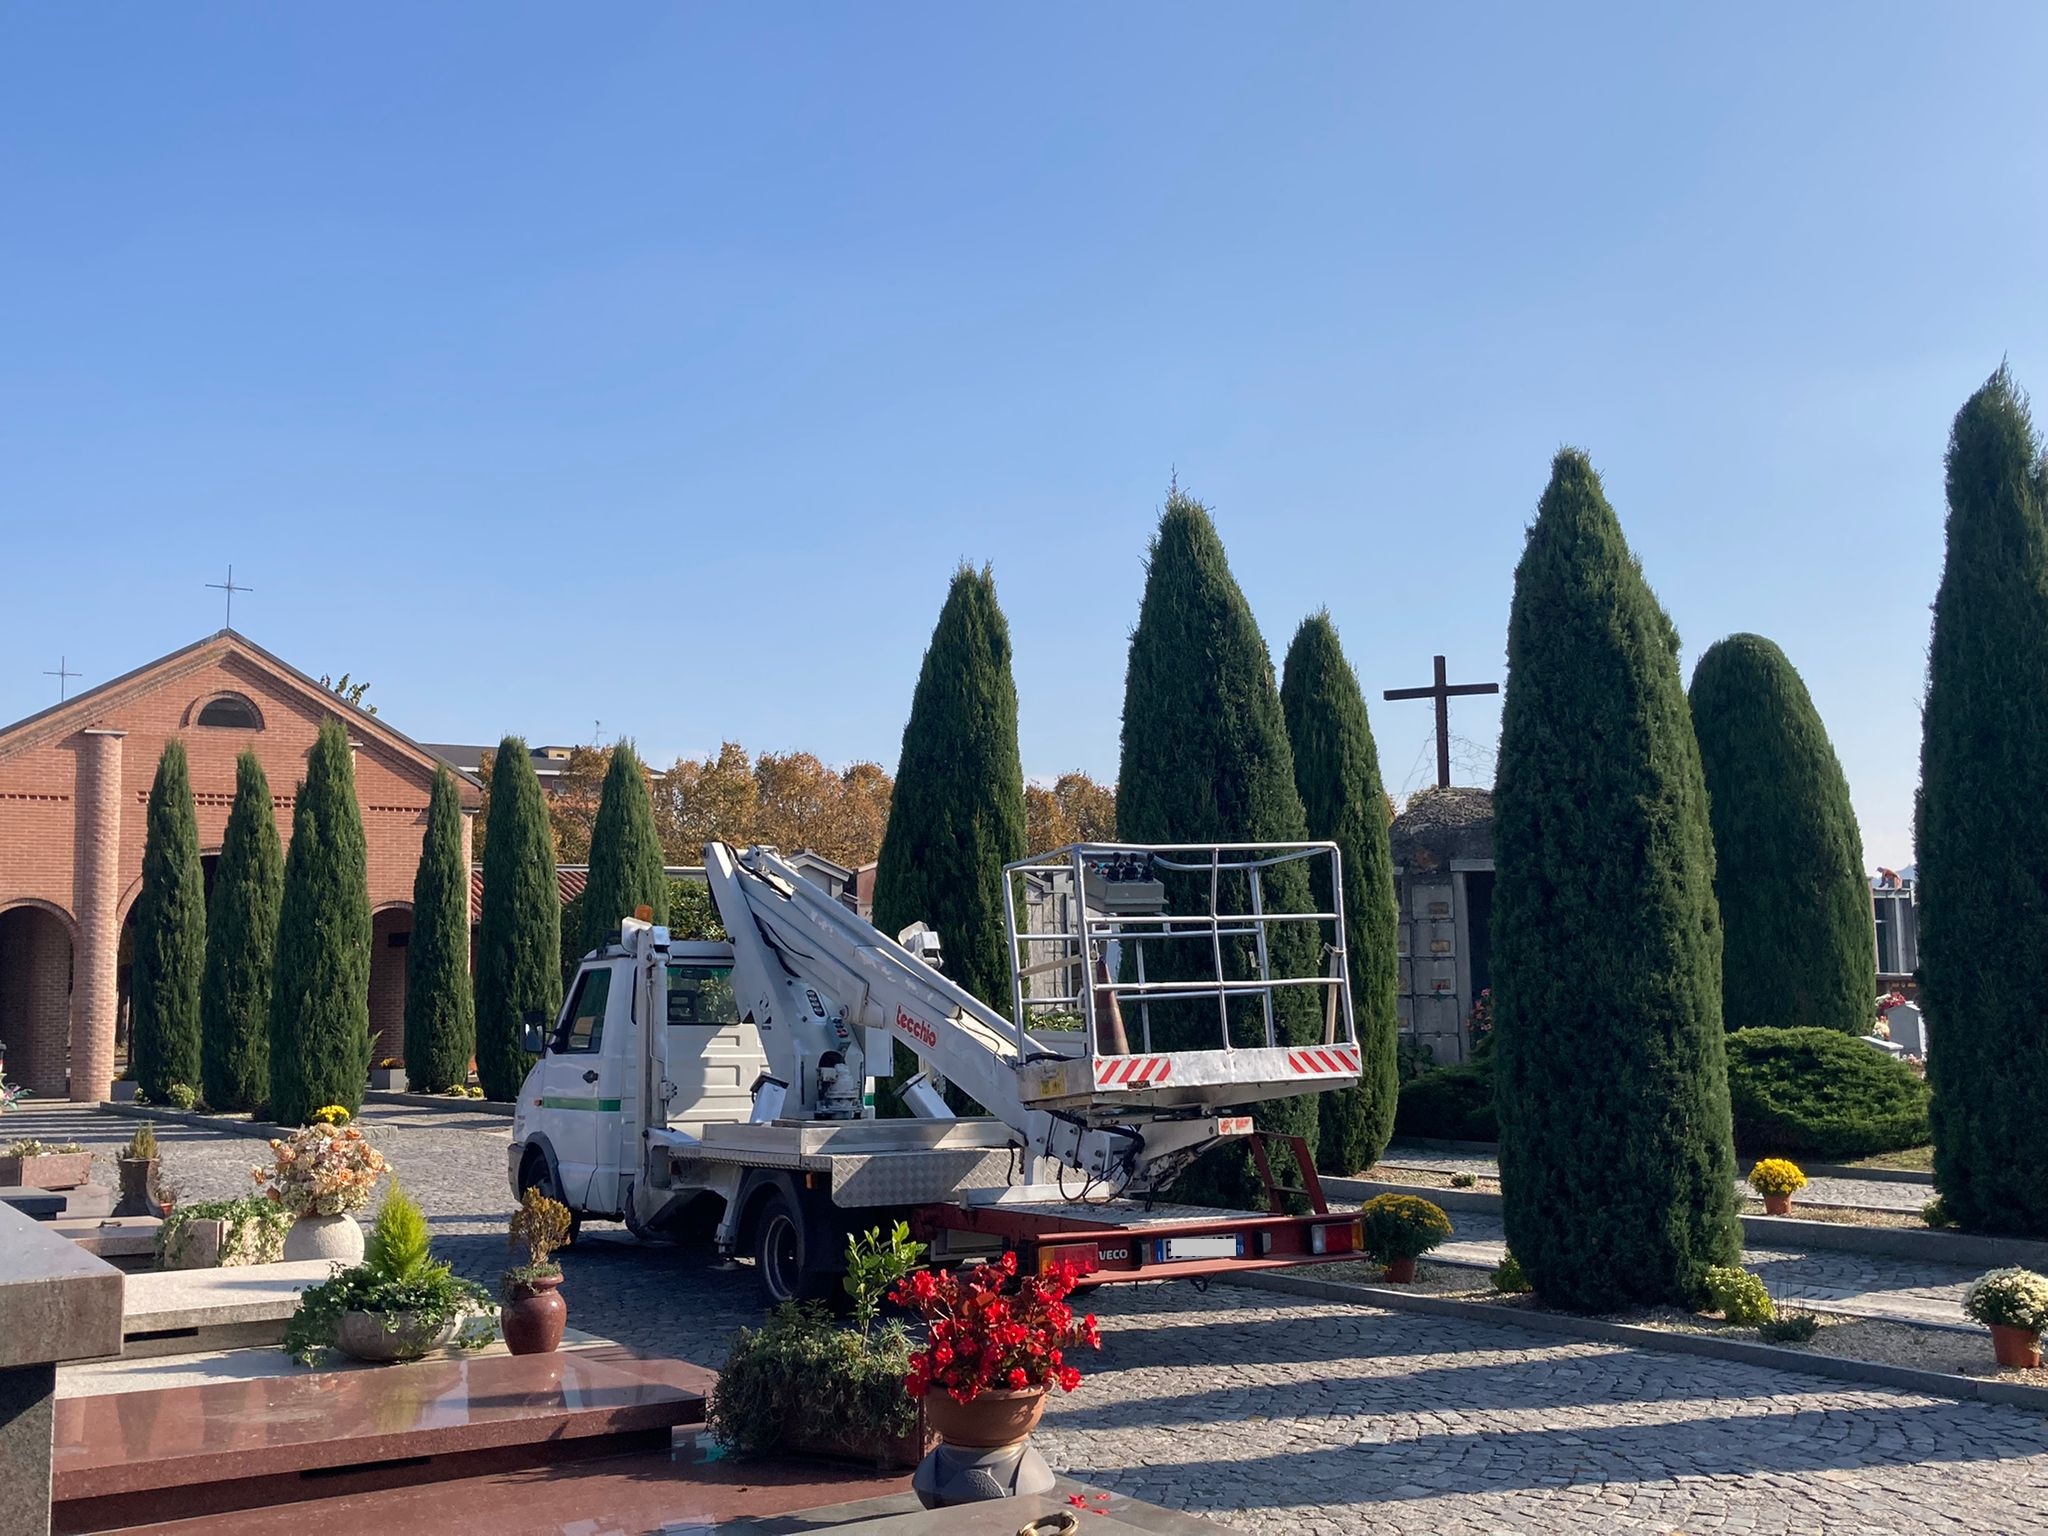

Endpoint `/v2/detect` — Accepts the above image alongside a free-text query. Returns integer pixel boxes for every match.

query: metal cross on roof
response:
[1383,654,1499,789]
[43,655,80,702]
[206,564,253,629]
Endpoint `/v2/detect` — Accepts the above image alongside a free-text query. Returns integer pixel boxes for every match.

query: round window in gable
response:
[196,693,264,730]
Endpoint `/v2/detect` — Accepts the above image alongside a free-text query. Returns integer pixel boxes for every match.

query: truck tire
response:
[518,1148,583,1249]
[752,1191,836,1305]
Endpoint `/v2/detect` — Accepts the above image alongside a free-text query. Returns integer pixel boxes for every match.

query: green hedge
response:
[1395,1063,1498,1142]
[1725,1027,1930,1159]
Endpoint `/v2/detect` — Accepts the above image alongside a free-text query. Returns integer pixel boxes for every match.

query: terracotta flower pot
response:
[1382,1256,1418,1283]
[1991,1324,2043,1370]
[923,1387,1048,1449]
[1763,1194,1793,1216]
[501,1272,567,1355]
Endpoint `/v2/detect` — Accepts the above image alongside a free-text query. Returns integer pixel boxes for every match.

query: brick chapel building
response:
[0,630,481,1102]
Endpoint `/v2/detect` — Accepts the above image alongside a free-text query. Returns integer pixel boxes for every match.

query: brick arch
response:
[0,899,78,1098]
[185,691,266,731]
[369,902,415,1067]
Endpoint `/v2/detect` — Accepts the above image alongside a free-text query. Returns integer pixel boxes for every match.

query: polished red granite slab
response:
[110,1438,909,1536]
[53,1345,711,1502]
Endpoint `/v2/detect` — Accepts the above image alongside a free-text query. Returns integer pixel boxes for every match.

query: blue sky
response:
[5,6,2044,864]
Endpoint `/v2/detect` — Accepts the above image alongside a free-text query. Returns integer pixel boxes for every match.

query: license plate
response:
[1153,1235,1243,1262]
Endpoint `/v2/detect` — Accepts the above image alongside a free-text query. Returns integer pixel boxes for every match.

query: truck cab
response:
[510,933,766,1221]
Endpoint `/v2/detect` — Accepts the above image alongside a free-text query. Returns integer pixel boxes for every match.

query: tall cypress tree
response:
[1118,490,1323,1206]
[405,766,476,1093]
[1493,449,1739,1310]
[200,751,281,1111]
[1918,368,2048,1236]
[1281,613,1400,1175]
[577,742,669,960]
[475,736,561,1102]
[269,718,374,1123]
[132,740,206,1103]
[873,565,1028,1011]
[1690,633,1873,1035]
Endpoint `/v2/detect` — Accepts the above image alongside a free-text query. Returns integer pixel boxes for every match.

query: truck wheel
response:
[753,1192,834,1304]
[519,1150,582,1248]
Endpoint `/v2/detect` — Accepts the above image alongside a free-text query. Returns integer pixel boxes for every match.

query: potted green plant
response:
[501,1187,572,1354]
[157,1196,295,1269]
[253,1122,388,1263]
[1748,1158,1808,1216]
[0,1138,93,1190]
[1964,1267,2048,1370]
[709,1223,935,1468]
[113,1122,161,1218]
[1356,1193,1453,1282]
[283,1183,494,1364]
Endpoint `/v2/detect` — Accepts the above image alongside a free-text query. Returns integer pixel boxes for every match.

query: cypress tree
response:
[268,718,374,1124]
[1918,368,2048,1235]
[131,740,206,1103]
[577,742,669,960]
[475,735,561,1102]
[1117,490,1323,1206]
[200,751,281,1111]
[405,766,476,1093]
[1690,634,1873,1035]
[1281,613,1400,1175]
[872,566,1028,1106]
[1493,449,1740,1310]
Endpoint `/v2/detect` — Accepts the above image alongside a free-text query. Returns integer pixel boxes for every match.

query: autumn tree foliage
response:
[653,744,893,868]
[1024,772,1117,852]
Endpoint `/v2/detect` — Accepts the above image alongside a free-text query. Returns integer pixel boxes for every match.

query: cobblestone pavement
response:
[1425,1211,1979,1329]
[1375,1145,1931,1213]
[23,1103,2048,1532]
[1038,1283,2048,1536]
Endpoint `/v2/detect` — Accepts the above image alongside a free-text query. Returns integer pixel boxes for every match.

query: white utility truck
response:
[509,840,1372,1301]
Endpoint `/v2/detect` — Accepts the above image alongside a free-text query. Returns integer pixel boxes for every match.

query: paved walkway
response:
[1375,1145,1931,1213]
[1422,1210,1978,1330]
[1039,1283,2048,1536]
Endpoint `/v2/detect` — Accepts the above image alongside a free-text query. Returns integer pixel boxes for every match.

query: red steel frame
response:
[909,1200,1365,1283]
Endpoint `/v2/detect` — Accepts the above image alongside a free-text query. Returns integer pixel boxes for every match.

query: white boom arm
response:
[701,843,1206,1189]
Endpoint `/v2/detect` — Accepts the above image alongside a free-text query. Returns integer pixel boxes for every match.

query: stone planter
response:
[501,1271,567,1355]
[0,1151,93,1189]
[334,1309,456,1363]
[109,1080,139,1104]
[370,1067,407,1092]
[284,1211,366,1264]
[924,1387,1049,1450]
[160,1217,226,1270]
[1762,1194,1793,1216]
[1382,1256,1418,1283]
[788,1411,934,1471]
[1991,1323,2043,1370]
[112,1157,161,1218]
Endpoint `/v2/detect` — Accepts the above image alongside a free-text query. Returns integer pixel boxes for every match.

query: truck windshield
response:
[667,963,738,1026]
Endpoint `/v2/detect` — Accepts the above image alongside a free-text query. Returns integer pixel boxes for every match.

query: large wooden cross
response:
[1383,655,1499,789]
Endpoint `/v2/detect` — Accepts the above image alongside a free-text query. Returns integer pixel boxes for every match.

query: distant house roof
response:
[426,741,580,785]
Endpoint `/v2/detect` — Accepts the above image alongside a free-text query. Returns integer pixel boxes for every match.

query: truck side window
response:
[557,969,612,1054]
[667,964,738,1026]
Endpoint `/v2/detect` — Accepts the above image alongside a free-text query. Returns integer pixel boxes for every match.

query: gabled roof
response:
[0,628,482,803]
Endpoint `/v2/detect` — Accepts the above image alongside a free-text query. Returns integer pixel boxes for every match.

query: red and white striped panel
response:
[1093,1055,1174,1088]
[1285,1045,1361,1076]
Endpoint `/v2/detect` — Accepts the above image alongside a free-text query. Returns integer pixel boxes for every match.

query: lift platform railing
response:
[1001,842,1356,1077]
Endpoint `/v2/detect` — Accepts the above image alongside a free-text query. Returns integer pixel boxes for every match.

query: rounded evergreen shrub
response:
[1394,1063,1498,1142]
[1725,1027,1931,1159]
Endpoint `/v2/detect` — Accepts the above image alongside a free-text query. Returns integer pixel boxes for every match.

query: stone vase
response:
[915,1391,1055,1507]
[500,1271,568,1355]
[335,1309,455,1363]
[284,1211,366,1264]
[112,1157,161,1218]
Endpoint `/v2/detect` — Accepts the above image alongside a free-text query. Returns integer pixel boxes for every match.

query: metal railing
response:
[1001,841,1356,1066]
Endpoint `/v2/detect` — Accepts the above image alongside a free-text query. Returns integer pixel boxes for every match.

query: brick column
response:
[70,729,125,1103]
